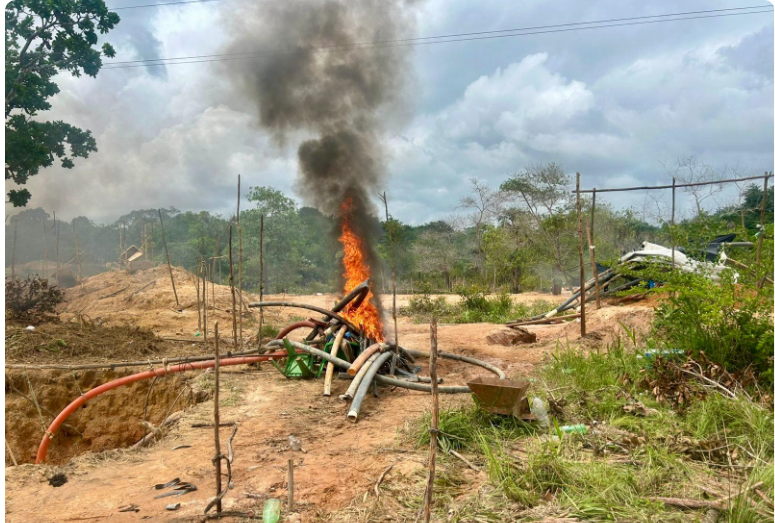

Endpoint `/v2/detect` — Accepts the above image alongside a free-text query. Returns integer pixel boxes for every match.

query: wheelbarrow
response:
[467,377,535,421]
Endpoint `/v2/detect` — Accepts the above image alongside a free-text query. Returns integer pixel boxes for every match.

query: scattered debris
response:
[118,504,140,513]
[165,503,181,511]
[48,472,68,487]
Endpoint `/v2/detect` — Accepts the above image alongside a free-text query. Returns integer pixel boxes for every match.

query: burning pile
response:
[338,197,384,341]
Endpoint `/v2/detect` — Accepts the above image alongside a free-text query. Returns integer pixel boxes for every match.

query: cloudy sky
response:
[6,0,774,224]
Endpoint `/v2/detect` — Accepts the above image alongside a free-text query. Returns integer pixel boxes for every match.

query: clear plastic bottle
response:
[532,397,550,428]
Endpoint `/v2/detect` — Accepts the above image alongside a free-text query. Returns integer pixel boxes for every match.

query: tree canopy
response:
[5,0,119,207]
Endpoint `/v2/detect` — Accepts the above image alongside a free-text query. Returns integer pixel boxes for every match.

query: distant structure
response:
[120,245,154,274]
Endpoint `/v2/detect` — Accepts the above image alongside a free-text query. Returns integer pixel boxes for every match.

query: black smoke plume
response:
[223,0,416,290]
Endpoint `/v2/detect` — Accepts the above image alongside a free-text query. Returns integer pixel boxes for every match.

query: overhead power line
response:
[110,0,221,10]
[102,6,773,70]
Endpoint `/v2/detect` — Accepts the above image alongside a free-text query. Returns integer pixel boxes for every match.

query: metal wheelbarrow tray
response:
[467,377,535,421]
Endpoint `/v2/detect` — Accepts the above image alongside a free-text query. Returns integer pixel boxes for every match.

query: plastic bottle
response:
[559,424,587,435]
[531,397,550,428]
[263,499,282,523]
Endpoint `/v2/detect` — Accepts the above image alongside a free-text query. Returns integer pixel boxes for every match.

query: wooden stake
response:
[195,257,202,331]
[756,173,769,265]
[237,175,243,349]
[671,177,676,268]
[211,244,216,309]
[5,440,18,467]
[72,220,82,282]
[119,222,123,267]
[378,192,399,374]
[229,225,237,351]
[202,257,208,348]
[288,458,295,512]
[575,173,586,337]
[584,218,601,309]
[11,217,17,278]
[54,212,60,284]
[42,218,48,279]
[213,322,222,513]
[258,214,265,347]
[421,317,439,523]
[158,209,180,307]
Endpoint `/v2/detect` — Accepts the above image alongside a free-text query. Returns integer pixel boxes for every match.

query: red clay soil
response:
[4,296,653,522]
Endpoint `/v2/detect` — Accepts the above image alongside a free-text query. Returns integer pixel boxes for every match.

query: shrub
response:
[5,276,64,323]
[407,281,450,316]
[649,269,773,385]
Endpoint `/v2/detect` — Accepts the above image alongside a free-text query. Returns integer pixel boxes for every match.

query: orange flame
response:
[338,197,384,341]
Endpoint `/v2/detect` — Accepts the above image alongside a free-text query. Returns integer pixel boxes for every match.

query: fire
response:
[338,197,384,341]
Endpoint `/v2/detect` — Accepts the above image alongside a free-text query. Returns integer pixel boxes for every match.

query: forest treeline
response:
[5,165,773,294]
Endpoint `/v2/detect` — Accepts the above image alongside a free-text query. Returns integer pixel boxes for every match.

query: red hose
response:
[275,321,317,340]
[35,352,286,464]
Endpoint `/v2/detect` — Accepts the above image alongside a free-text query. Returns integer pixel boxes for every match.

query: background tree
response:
[5,0,119,206]
[458,179,503,277]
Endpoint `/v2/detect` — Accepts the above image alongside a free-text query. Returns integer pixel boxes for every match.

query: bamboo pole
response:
[258,214,264,346]
[229,225,237,351]
[671,178,676,268]
[11,217,18,278]
[756,173,768,265]
[119,222,123,267]
[213,322,222,513]
[584,218,601,309]
[54,212,60,283]
[237,175,243,350]
[421,317,439,523]
[575,173,586,337]
[158,209,180,307]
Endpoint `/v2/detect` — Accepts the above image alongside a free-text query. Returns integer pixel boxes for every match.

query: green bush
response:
[407,281,451,316]
[649,269,773,385]
[452,284,513,323]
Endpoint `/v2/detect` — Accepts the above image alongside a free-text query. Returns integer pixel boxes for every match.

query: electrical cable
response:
[101,7,773,70]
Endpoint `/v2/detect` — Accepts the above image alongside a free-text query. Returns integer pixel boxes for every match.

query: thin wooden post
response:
[237,175,243,349]
[671,178,676,268]
[379,192,399,374]
[195,257,202,332]
[258,214,265,345]
[576,173,586,337]
[589,188,599,308]
[158,209,180,307]
[72,220,82,282]
[11,217,18,278]
[229,225,237,351]
[584,218,601,309]
[211,244,216,309]
[54,212,60,283]
[422,317,439,523]
[288,459,295,512]
[756,174,769,265]
[202,257,208,347]
[213,322,222,513]
[42,218,48,278]
[119,222,123,267]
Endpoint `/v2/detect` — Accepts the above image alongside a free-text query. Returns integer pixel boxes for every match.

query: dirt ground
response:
[5,268,655,522]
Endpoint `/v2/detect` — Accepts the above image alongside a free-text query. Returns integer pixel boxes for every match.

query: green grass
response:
[408,335,775,521]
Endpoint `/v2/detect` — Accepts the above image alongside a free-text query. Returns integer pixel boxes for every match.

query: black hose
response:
[402,349,506,380]
[247,301,361,334]
[347,351,393,421]
[332,280,370,313]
